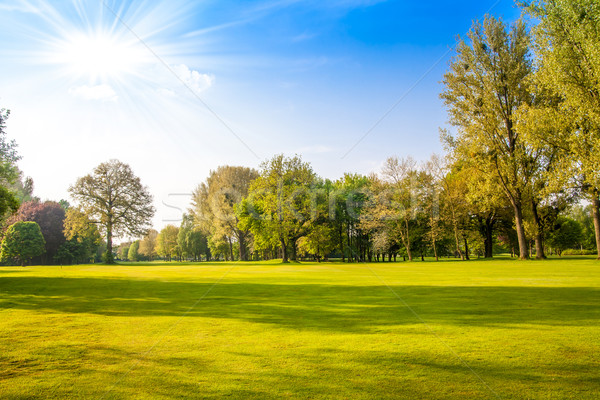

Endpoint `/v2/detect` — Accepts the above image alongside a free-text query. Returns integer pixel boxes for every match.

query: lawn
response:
[1,258,599,399]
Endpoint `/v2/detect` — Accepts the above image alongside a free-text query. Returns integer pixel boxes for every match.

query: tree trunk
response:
[290,238,298,261]
[591,190,600,260]
[281,238,288,263]
[105,220,114,264]
[404,219,413,261]
[463,236,470,260]
[237,230,247,261]
[531,200,546,259]
[513,201,529,260]
[484,217,494,259]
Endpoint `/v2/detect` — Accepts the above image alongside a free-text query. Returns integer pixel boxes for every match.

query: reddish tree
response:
[6,201,66,263]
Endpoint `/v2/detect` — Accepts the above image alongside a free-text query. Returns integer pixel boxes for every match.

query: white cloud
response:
[68,84,118,102]
[157,88,176,98]
[171,64,214,93]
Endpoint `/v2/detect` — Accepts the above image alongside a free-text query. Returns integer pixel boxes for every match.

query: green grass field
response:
[1,258,599,399]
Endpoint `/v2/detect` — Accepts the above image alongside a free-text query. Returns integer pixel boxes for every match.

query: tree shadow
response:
[1,276,598,332]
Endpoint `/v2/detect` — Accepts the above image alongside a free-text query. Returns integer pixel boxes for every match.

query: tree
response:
[69,160,155,264]
[1,221,45,266]
[191,166,258,261]
[0,186,19,220]
[0,108,20,186]
[0,108,22,222]
[6,201,66,263]
[297,224,336,261]
[238,155,316,262]
[139,229,158,261]
[441,16,535,259]
[118,242,131,261]
[178,214,207,261]
[156,225,179,261]
[128,240,140,261]
[59,207,102,264]
[524,0,600,257]
[547,216,583,256]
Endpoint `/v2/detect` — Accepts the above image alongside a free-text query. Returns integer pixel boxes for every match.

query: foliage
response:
[69,160,155,264]
[0,108,21,185]
[238,154,316,262]
[6,201,66,263]
[156,225,179,261]
[178,214,207,261]
[0,221,45,266]
[547,216,583,255]
[441,16,535,259]
[62,207,101,264]
[191,166,258,261]
[139,229,158,261]
[128,240,140,261]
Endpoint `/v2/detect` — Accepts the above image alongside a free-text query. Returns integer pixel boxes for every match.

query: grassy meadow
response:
[1,257,599,399]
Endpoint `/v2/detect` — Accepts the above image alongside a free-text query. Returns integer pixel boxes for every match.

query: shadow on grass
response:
[1,276,598,332]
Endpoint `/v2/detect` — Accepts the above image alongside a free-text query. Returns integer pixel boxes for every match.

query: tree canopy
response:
[69,160,155,264]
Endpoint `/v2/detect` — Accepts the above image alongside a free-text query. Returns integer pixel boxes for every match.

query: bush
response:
[1,221,46,266]
[561,249,597,256]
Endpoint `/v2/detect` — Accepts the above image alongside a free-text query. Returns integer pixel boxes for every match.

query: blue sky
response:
[0,0,522,230]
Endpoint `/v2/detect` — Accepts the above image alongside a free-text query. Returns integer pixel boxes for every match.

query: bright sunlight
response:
[54,31,147,81]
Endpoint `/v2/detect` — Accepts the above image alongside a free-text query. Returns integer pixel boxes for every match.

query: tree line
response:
[1,0,600,264]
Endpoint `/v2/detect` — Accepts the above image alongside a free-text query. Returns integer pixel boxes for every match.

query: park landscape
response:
[1,0,600,399]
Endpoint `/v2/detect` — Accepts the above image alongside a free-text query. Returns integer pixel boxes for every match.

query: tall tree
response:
[178,214,207,261]
[191,166,258,261]
[61,207,102,264]
[239,155,316,262]
[69,160,155,264]
[0,108,20,186]
[441,16,535,259]
[128,240,140,261]
[156,225,179,261]
[139,229,158,261]
[1,221,45,266]
[524,0,600,257]
[0,108,22,222]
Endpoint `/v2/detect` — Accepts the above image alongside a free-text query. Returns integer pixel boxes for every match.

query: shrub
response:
[1,221,46,266]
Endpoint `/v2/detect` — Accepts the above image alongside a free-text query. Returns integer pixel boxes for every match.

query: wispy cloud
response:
[291,32,318,42]
[171,64,214,93]
[69,84,118,102]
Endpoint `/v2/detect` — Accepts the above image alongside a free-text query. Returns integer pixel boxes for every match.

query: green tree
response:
[191,166,258,261]
[547,216,583,256]
[139,229,158,261]
[118,242,131,261]
[178,214,207,261]
[0,108,22,222]
[59,207,102,264]
[239,155,316,262]
[523,0,600,257]
[69,160,155,264]
[0,108,20,185]
[441,16,535,259]
[128,240,140,261]
[156,225,179,261]
[1,221,45,266]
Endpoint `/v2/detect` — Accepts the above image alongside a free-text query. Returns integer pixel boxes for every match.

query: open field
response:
[1,258,599,399]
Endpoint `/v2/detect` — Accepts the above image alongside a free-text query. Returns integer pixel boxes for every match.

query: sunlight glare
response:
[57,32,145,81]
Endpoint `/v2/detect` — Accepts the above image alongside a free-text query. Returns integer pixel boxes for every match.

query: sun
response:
[55,31,146,82]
